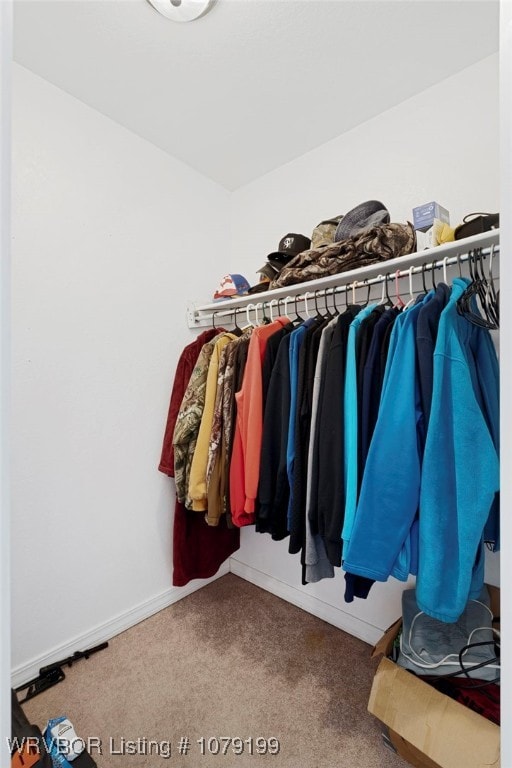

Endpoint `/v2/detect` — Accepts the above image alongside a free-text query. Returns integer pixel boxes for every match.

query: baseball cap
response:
[311,216,343,249]
[213,274,250,301]
[266,233,312,264]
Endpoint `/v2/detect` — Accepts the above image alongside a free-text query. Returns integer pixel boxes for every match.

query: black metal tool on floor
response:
[15,642,109,703]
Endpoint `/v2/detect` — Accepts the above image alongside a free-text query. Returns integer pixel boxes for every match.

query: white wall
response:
[1,1,12,763]
[229,54,500,643]
[11,63,230,679]
[231,54,499,291]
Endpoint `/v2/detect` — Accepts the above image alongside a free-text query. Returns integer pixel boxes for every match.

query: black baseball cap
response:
[265,233,311,264]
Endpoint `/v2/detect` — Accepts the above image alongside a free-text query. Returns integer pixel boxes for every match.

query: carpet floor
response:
[21,573,405,767]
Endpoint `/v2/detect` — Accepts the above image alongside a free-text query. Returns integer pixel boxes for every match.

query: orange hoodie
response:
[230,318,288,526]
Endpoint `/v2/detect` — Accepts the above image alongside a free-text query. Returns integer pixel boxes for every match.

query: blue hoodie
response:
[341,302,378,557]
[287,318,316,528]
[416,277,499,622]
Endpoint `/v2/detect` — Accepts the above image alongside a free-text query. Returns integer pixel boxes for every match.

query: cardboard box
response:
[413,202,450,232]
[368,587,500,768]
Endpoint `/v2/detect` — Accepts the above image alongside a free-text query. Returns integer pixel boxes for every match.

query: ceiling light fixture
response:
[147,0,217,22]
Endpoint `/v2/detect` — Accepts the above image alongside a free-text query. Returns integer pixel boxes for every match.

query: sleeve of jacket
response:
[416,333,499,623]
[172,344,212,503]
[229,420,248,526]
[238,332,266,518]
[343,313,421,582]
[158,349,191,476]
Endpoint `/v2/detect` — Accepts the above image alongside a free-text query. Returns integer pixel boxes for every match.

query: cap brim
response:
[266,251,289,262]
[248,282,270,295]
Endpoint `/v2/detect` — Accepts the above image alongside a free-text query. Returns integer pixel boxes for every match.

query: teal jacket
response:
[417,278,499,622]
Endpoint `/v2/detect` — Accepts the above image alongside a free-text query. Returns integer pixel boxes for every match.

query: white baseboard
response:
[13,557,382,689]
[229,559,382,646]
[12,563,229,689]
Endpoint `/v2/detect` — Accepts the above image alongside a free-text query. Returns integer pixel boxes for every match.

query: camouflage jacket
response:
[206,329,253,526]
[172,337,219,506]
[269,222,416,289]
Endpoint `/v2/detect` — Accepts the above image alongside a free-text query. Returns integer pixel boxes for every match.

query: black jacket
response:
[257,334,292,540]
[315,306,360,566]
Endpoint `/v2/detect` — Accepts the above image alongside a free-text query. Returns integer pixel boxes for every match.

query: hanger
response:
[323,288,338,320]
[230,306,244,336]
[421,263,428,294]
[246,302,257,328]
[281,295,292,320]
[344,282,350,309]
[431,261,437,290]
[457,248,499,330]
[314,289,331,320]
[376,274,386,305]
[478,250,498,326]
[456,252,463,278]
[325,286,340,320]
[294,294,305,322]
[362,280,371,307]
[442,256,449,285]
[303,292,313,319]
[385,273,393,305]
[260,301,271,324]
[487,244,500,326]
[268,299,278,323]
[394,270,405,309]
[255,302,264,325]
[404,266,416,309]
[333,288,341,314]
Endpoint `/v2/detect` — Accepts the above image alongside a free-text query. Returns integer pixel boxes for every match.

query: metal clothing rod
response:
[193,242,499,327]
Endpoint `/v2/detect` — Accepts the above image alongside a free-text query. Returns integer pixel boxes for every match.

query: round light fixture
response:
[147,0,217,22]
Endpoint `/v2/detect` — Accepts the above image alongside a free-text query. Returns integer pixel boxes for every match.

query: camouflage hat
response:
[311,216,343,249]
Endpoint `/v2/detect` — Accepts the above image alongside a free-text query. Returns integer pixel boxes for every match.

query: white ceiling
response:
[14,0,499,190]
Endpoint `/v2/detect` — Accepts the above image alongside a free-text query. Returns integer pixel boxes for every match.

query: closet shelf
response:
[187,229,500,328]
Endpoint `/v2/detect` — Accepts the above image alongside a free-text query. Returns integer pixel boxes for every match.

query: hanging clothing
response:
[225,335,251,524]
[355,304,387,487]
[416,282,451,426]
[262,323,293,407]
[188,332,238,512]
[417,277,500,622]
[341,302,378,559]
[158,329,239,587]
[206,329,252,527]
[159,328,220,477]
[359,306,400,468]
[286,317,318,533]
[165,259,499,620]
[230,318,288,526]
[343,294,432,584]
[304,317,338,583]
[172,336,219,507]
[315,306,360,567]
[257,333,293,540]
[290,318,328,557]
